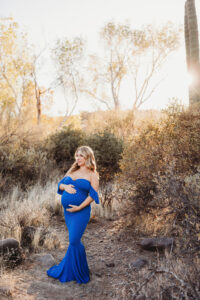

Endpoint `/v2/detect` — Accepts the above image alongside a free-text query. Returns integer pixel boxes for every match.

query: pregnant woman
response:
[46,145,100,284]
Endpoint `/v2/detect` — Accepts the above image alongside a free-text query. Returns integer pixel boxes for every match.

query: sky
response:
[1,0,200,115]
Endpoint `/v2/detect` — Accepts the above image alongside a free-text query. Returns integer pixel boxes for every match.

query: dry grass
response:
[91,190,122,220]
[0,266,17,298]
[114,251,200,300]
[0,179,62,251]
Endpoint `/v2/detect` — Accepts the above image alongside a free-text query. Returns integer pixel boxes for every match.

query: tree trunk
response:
[36,91,41,125]
[185,0,200,105]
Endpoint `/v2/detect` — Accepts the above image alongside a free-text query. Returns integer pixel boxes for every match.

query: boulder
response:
[140,237,175,251]
[0,238,19,255]
[0,238,23,267]
[35,254,55,268]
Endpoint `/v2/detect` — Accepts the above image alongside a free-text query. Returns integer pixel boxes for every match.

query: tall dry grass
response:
[0,178,63,251]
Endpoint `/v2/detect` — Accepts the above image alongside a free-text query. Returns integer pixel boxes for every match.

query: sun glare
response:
[187,73,195,86]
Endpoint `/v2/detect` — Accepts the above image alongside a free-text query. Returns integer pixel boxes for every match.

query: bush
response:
[0,125,124,193]
[44,125,85,171]
[117,105,200,255]
[0,137,51,193]
[86,129,124,181]
[119,105,200,209]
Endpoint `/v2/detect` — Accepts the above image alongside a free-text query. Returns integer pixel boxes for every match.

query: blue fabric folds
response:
[47,241,90,284]
[89,185,100,204]
[47,176,100,284]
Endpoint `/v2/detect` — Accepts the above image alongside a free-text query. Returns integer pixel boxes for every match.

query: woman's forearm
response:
[78,196,93,210]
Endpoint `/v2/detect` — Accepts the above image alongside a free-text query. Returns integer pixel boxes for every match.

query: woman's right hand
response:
[63,184,76,194]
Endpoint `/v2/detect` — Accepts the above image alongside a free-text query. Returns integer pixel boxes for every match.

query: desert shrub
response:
[119,105,200,210]
[119,120,166,206]
[0,136,52,193]
[44,125,85,171]
[86,129,124,181]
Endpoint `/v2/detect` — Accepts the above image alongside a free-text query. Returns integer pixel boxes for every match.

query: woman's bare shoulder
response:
[90,171,99,191]
[90,171,99,181]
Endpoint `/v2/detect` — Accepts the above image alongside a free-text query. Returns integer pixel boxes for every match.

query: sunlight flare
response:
[187,72,195,86]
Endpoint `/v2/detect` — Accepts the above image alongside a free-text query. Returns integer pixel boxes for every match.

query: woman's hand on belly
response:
[66,204,80,212]
[63,184,76,194]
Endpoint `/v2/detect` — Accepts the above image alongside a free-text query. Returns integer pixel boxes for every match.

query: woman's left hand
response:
[66,204,80,212]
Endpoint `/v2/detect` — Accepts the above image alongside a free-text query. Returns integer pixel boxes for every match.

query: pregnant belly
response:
[61,191,88,209]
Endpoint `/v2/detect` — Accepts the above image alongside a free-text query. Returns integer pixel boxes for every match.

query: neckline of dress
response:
[67,176,91,184]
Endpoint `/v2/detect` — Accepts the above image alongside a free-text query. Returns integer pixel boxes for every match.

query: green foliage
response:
[44,125,85,170]
[86,129,124,181]
[0,139,50,193]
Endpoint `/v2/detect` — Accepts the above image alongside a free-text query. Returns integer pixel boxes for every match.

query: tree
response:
[85,22,180,112]
[184,0,200,105]
[129,23,180,111]
[0,17,55,128]
[30,47,57,125]
[52,37,85,126]
[0,18,35,123]
[86,22,132,110]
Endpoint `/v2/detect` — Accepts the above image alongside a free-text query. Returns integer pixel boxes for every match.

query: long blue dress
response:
[46,176,100,284]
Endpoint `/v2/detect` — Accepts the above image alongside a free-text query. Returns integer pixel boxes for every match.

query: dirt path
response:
[1,215,159,300]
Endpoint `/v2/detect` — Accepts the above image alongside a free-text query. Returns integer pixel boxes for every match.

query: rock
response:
[35,254,55,268]
[105,262,115,267]
[0,238,23,267]
[129,258,148,270]
[0,238,19,255]
[140,237,175,251]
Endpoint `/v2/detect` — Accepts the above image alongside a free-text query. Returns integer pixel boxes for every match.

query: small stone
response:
[129,258,148,270]
[105,262,115,267]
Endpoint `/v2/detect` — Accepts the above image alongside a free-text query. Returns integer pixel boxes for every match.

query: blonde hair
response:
[67,145,98,175]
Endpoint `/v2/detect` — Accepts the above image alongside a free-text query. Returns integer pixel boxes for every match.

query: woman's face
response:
[75,150,86,167]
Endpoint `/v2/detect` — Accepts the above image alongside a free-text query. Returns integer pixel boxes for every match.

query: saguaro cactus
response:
[184,0,200,105]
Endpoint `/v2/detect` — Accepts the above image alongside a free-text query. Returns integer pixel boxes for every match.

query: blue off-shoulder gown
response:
[46,176,100,284]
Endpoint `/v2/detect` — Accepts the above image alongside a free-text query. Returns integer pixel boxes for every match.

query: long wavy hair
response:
[67,146,98,175]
